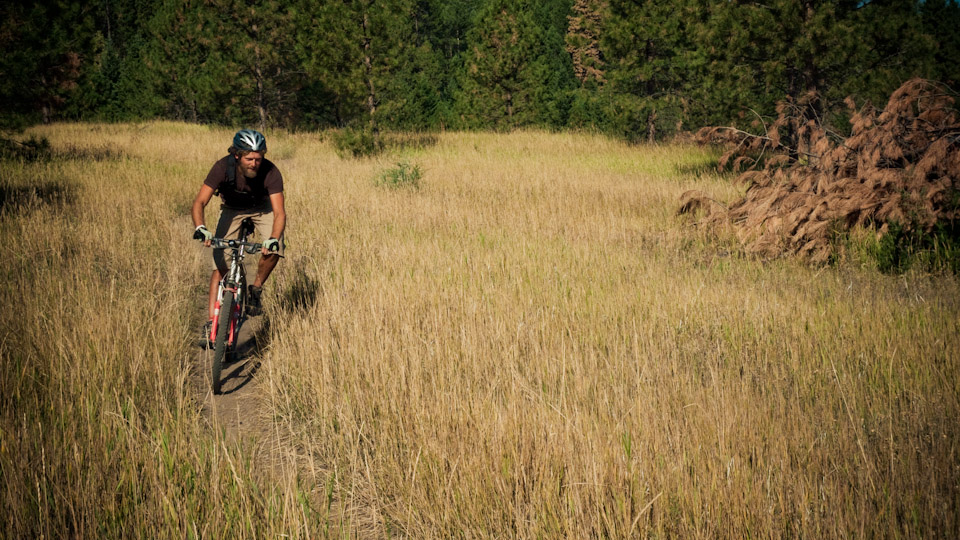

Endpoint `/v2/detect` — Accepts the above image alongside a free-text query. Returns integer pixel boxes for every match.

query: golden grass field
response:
[1,122,958,538]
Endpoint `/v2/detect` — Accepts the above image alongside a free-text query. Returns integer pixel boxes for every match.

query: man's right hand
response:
[194,225,213,244]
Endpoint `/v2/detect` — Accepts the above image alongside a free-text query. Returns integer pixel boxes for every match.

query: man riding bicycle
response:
[191,129,286,338]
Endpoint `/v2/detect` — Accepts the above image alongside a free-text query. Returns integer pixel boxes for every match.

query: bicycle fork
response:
[210,281,242,347]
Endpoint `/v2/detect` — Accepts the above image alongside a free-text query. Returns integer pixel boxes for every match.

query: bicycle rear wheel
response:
[212,290,234,394]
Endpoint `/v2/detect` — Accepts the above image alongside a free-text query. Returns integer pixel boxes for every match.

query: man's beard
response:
[239,164,258,178]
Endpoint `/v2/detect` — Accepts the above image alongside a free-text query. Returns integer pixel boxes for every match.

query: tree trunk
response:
[783,0,820,162]
[362,11,378,134]
[645,38,656,142]
[255,41,267,132]
[647,109,657,143]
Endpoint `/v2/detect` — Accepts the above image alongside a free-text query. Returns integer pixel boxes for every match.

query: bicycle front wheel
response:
[212,290,234,395]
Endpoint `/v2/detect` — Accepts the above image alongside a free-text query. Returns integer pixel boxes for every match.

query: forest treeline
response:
[2,0,958,140]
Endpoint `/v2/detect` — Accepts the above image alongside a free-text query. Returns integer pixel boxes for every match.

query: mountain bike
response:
[206,218,261,395]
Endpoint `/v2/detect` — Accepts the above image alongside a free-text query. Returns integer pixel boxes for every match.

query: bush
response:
[870,220,960,274]
[375,161,422,190]
[331,128,383,158]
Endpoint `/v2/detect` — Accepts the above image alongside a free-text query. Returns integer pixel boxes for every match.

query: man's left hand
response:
[263,238,280,254]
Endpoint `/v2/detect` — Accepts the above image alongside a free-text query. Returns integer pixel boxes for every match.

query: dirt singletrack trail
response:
[192,290,274,446]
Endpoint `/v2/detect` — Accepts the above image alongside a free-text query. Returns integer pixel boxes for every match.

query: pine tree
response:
[296,0,445,131]
[692,0,937,134]
[0,1,95,127]
[68,0,164,121]
[598,0,699,141]
[847,0,941,107]
[454,0,573,129]
[374,0,447,129]
[142,0,233,123]
[921,0,960,88]
[203,0,301,130]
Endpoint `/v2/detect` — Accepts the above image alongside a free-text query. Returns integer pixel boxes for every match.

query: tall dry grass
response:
[1,122,303,538]
[2,122,958,538]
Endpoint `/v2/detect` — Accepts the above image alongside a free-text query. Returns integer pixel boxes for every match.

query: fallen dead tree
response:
[682,78,960,264]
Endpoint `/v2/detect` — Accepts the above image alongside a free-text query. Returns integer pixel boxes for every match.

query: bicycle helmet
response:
[232,129,267,153]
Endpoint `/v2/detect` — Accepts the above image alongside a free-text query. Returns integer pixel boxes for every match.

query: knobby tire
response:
[212,290,234,395]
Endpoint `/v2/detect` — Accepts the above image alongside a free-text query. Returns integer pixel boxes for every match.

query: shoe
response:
[247,285,263,316]
[199,320,213,349]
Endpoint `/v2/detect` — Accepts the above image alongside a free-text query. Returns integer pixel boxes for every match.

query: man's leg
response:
[209,206,239,319]
[253,254,280,288]
[247,254,279,316]
[207,269,222,319]
[250,207,284,288]
[246,207,283,316]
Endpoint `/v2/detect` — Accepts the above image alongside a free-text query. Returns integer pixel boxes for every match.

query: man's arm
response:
[192,185,216,246]
[265,191,286,254]
[192,185,216,227]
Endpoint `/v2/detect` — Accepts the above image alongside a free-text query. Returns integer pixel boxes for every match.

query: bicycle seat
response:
[239,217,255,239]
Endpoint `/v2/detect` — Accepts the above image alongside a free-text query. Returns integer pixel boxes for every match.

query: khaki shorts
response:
[212,203,285,271]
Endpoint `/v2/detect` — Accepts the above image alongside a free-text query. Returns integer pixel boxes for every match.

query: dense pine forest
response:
[2,0,959,139]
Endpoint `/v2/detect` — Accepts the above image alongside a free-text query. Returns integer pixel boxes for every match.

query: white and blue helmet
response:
[232,129,267,153]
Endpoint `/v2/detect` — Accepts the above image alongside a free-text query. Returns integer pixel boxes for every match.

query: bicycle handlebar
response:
[210,237,263,254]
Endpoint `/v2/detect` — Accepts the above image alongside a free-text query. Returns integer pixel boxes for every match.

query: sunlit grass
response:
[2,122,957,538]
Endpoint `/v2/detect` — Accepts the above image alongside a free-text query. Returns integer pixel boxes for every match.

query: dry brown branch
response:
[688,79,960,263]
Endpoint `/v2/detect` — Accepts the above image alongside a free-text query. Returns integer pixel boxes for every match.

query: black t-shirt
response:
[203,155,283,209]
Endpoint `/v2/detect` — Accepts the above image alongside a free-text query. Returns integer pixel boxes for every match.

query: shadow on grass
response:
[0,136,51,161]
[278,268,320,315]
[0,181,75,214]
[333,128,440,159]
[54,144,125,162]
[384,132,439,152]
[1,137,124,163]
[675,158,724,177]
